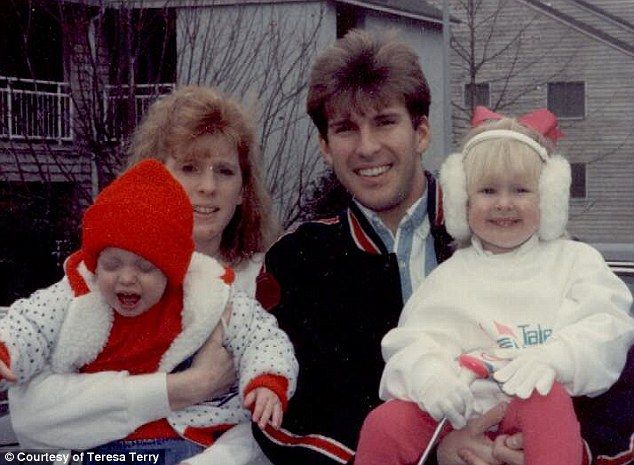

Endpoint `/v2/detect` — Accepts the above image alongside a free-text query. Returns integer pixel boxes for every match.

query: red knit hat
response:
[82,159,194,285]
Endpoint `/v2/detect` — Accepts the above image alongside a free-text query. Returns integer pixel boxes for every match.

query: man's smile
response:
[355,164,392,177]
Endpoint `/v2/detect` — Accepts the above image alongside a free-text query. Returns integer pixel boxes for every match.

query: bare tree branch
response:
[3,0,326,228]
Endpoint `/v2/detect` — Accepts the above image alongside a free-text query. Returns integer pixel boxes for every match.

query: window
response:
[548,82,585,118]
[464,83,490,109]
[103,8,176,139]
[0,1,63,81]
[0,181,79,306]
[570,163,586,198]
[105,8,176,85]
[336,3,365,38]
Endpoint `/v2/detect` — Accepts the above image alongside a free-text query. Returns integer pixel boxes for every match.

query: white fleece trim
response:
[439,152,470,241]
[51,254,231,374]
[438,152,571,242]
[77,262,99,293]
[158,252,231,372]
[51,290,113,373]
[538,154,571,241]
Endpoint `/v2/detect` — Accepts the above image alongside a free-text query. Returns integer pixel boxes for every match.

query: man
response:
[253,29,454,464]
[254,29,631,465]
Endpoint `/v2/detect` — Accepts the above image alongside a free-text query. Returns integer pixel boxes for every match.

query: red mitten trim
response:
[65,250,90,297]
[0,342,11,371]
[221,266,235,285]
[244,374,289,411]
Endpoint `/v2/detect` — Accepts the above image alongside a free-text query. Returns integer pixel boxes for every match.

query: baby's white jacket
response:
[380,236,634,415]
[0,252,298,446]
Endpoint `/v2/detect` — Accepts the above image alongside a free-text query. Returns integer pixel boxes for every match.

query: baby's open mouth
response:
[117,293,141,308]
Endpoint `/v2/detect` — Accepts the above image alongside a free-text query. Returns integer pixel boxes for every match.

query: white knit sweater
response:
[380,236,634,415]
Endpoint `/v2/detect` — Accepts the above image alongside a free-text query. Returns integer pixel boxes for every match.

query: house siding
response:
[428,0,634,243]
[526,0,634,46]
[0,146,91,186]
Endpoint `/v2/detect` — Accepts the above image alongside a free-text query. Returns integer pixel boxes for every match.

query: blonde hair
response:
[127,85,276,266]
[463,118,551,194]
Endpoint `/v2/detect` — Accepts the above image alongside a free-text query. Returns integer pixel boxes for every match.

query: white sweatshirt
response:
[380,236,634,415]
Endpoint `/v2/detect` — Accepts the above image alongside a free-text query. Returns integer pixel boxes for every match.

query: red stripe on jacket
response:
[261,425,354,464]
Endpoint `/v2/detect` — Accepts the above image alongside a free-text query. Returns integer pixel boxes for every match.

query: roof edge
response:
[336,0,458,25]
[566,0,634,33]
[516,0,634,58]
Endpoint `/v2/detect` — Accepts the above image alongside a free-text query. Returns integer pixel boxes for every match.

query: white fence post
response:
[6,81,13,139]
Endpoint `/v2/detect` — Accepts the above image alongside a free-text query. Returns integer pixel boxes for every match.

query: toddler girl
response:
[355,107,634,465]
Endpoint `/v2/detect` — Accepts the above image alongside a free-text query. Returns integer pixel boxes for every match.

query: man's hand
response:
[437,403,524,465]
[0,360,16,382]
[491,434,524,465]
[458,434,524,465]
[244,387,283,430]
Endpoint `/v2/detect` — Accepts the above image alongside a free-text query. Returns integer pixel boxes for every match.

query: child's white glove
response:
[493,343,573,399]
[418,366,474,429]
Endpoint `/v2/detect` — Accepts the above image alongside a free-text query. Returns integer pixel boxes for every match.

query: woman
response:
[127,85,276,295]
[6,86,278,465]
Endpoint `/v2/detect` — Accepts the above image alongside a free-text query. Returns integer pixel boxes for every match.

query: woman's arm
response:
[10,326,235,449]
[9,368,171,449]
[168,323,235,410]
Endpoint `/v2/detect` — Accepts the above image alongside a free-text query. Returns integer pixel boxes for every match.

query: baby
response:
[0,160,297,465]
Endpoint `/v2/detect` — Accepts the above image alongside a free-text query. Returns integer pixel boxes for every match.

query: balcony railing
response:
[104,83,175,141]
[1,76,175,144]
[0,76,73,143]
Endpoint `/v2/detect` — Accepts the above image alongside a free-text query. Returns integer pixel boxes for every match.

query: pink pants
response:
[356,383,582,465]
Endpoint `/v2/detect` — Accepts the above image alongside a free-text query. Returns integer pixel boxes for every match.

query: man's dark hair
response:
[307,29,431,139]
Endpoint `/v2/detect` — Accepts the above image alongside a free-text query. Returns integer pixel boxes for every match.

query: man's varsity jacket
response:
[253,170,633,465]
[253,172,453,465]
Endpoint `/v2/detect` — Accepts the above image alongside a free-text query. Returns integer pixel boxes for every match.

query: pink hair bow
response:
[471,106,564,143]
